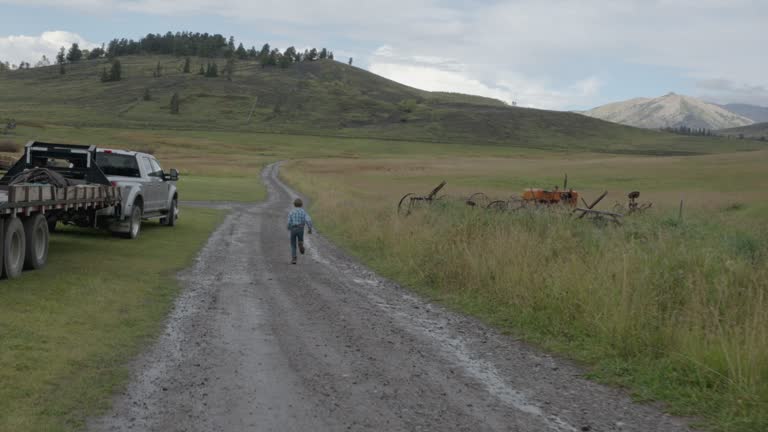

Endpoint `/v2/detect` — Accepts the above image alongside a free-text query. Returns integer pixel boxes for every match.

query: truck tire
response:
[23,214,49,270]
[122,201,143,239]
[160,198,178,227]
[2,218,26,279]
[46,215,58,233]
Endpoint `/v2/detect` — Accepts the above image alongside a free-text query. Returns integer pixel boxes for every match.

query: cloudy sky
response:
[0,0,766,110]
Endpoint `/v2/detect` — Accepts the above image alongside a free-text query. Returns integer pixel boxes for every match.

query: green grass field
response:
[280,151,768,432]
[0,208,223,431]
[181,176,264,202]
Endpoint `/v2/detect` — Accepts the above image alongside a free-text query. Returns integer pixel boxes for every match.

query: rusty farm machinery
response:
[467,175,653,224]
[400,175,652,225]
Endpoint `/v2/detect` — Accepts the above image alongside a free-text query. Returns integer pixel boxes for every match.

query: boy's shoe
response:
[291,257,297,264]
[299,241,305,255]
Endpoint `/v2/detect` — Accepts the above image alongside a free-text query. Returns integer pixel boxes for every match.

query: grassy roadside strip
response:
[0,208,224,432]
[181,175,265,202]
[281,164,768,432]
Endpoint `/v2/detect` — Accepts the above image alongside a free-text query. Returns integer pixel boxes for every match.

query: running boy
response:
[287,198,313,264]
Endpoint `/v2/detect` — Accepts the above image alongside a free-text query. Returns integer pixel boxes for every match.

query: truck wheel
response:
[161,198,178,227]
[23,214,49,270]
[47,216,58,233]
[122,201,143,239]
[2,218,26,279]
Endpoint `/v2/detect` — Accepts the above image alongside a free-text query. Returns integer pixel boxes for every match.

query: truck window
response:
[140,157,155,177]
[95,153,141,178]
[150,159,163,176]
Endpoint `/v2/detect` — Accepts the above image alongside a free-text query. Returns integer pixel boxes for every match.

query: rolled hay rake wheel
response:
[466,192,489,208]
[486,200,509,211]
[396,181,447,216]
[397,193,416,216]
[506,196,527,212]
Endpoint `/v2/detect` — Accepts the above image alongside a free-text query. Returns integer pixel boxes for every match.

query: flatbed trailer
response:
[0,143,121,279]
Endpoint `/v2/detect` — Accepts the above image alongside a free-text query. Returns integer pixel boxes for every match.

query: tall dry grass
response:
[284,169,768,431]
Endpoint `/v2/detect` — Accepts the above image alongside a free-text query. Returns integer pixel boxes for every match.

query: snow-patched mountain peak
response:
[583,93,754,130]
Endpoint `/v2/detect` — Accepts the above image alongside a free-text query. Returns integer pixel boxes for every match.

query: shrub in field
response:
[170,92,180,115]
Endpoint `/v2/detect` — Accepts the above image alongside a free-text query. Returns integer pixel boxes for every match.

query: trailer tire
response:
[23,214,49,270]
[2,218,26,279]
[122,200,143,239]
[47,217,58,233]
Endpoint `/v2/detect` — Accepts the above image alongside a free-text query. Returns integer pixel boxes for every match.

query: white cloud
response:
[695,79,768,106]
[0,31,98,66]
[369,48,602,110]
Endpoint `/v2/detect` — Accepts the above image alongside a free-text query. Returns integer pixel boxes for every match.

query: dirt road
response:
[89,163,691,432]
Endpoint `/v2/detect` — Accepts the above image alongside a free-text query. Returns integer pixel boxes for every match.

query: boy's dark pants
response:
[290,226,305,258]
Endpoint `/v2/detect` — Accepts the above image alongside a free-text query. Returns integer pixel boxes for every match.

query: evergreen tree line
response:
[1,59,43,71]
[660,126,716,136]
[6,32,337,73]
[103,32,334,64]
[661,126,766,141]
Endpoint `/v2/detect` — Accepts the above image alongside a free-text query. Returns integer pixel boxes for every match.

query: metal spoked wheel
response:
[486,200,508,211]
[397,193,415,216]
[466,192,489,208]
[507,196,527,212]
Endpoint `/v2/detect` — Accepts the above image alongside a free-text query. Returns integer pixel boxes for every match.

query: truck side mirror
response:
[169,168,179,181]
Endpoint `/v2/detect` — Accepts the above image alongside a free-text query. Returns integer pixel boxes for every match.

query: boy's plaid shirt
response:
[287,208,313,230]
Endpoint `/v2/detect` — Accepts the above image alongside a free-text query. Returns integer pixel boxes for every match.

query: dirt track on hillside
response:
[89,163,691,432]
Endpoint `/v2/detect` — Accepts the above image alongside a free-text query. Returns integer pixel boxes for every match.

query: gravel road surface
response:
[89,163,691,432]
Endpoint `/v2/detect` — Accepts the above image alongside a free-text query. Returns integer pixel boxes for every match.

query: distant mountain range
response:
[582,93,764,130]
[720,122,768,139]
[718,103,768,123]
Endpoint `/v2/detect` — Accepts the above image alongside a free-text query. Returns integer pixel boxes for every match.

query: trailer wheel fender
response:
[23,214,49,270]
[2,217,26,279]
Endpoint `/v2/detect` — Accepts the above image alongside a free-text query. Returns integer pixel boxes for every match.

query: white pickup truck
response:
[94,148,179,238]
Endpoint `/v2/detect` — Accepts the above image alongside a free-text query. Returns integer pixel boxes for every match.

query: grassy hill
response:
[719,122,768,139]
[1,55,765,154]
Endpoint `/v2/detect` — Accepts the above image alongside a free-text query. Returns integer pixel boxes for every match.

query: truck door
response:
[149,158,170,210]
[139,156,162,211]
